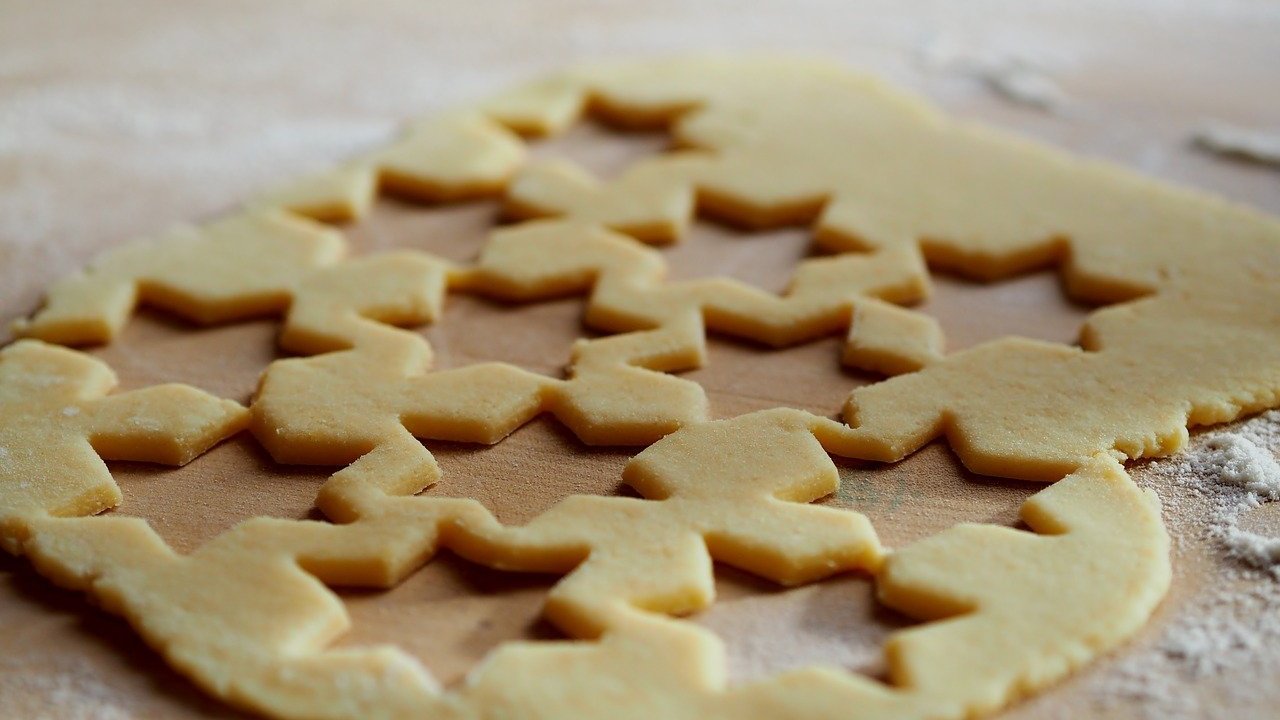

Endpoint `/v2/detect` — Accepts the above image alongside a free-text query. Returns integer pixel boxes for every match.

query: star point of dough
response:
[0,340,247,552]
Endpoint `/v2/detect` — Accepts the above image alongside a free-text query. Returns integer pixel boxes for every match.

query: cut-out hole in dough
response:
[825,442,1040,549]
[88,310,277,404]
[528,117,672,182]
[337,551,560,690]
[421,295,589,375]
[109,436,329,555]
[918,270,1095,352]
[344,197,501,262]
[424,418,633,526]
[661,220,817,296]
[683,335,876,419]
[694,568,913,685]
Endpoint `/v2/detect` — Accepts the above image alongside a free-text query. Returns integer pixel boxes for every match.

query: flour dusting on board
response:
[1082,411,1280,719]
[1160,416,1280,574]
[915,35,1068,111]
[1193,122,1280,168]
[0,656,134,720]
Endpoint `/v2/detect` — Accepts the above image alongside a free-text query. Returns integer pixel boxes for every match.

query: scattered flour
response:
[0,657,134,720]
[915,35,1067,111]
[1223,523,1280,571]
[1161,417,1280,573]
[981,64,1067,112]
[1084,410,1280,718]
[1193,122,1280,168]
[1198,433,1280,498]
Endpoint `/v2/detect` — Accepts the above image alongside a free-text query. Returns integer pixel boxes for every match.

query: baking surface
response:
[1,1,1278,717]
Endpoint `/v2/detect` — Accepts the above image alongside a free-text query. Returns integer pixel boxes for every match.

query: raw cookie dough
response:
[10,55,1280,719]
[252,111,526,221]
[12,210,346,346]
[18,409,1168,720]
[26,58,1279,481]
[15,220,710,449]
[0,340,247,553]
[21,410,885,716]
[476,56,1280,480]
[842,289,1280,481]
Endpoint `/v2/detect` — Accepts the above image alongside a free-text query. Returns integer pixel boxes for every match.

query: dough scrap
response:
[13,217,708,450]
[36,58,1280,477]
[17,409,1168,720]
[0,340,247,553]
[842,297,944,375]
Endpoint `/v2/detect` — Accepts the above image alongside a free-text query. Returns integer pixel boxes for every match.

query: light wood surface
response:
[0,1,1277,717]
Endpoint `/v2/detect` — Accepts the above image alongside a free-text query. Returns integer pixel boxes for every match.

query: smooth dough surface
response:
[9,55,1279,719]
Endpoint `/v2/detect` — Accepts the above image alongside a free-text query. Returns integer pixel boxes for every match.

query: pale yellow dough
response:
[8,55,1280,719]
[18,408,1167,720]
[251,112,526,221]
[475,57,1280,482]
[0,340,247,553]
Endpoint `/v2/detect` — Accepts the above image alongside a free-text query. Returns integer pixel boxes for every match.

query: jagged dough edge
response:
[11,409,1167,720]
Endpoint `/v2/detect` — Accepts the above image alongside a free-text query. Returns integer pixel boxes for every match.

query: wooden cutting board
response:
[1,1,1277,717]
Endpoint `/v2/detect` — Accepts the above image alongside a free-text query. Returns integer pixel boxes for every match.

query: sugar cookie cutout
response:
[0,340,247,553]
[17,410,1168,720]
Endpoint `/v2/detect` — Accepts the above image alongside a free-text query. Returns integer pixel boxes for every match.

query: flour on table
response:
[1082,411,1280,719]
[914,35,1067,111]
[0,657,134,720]
[1163,419,1280,572]
[980,64,1066,111]
[1193,122,1280,167]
